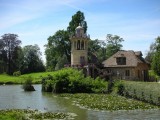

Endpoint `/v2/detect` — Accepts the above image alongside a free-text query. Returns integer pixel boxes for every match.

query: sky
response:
[0,0,160,63]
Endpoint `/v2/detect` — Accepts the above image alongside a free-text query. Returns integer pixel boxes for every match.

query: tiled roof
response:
[102,50,147,67]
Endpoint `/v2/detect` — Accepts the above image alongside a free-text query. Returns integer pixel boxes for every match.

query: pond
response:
[0,85,159,120]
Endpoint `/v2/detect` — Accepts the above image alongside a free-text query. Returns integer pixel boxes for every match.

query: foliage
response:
[149,70,160,81]
[88,39,107,63]
[0,33,21,75]
[145,42,156,63]
[60,93,159,111]
[42,68,107,93]
[22,76,35,91]
[0,109,75,120]
[21,44,45,74]
[13,71,21,76]
[67,11,87,34]
[152,36,160,76]
[45,30,70,70]
[55,54,68,70]
[106,34,124,58]
[118,81,160,105]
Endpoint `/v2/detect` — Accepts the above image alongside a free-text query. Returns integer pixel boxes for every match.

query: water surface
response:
[0,85,159,120]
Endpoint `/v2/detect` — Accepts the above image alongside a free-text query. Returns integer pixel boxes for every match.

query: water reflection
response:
[0,85,159,120]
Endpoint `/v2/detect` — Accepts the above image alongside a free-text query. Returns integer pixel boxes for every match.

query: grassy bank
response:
[0,72,53,84]
[0,109,76,120]
[59,93,159,111]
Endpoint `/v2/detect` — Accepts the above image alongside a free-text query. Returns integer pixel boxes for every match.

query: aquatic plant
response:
[60,93,159,111]
[0,109,76,120]
[22,76,35,91]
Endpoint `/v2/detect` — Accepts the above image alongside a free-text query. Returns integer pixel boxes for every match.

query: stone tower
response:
[70,24,90,66]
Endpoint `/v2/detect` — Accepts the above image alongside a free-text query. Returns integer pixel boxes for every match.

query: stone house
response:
[102,50,149,81]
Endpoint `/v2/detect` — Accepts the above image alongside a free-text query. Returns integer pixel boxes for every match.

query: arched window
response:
[81,41,84,50]
[77,40,80,50]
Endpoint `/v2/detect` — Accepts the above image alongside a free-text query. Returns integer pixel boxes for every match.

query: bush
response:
[42,68,107,93]
[119,81,160,105]
[22,76,35,91]
[117,83,124,95]
[13,71,21,76]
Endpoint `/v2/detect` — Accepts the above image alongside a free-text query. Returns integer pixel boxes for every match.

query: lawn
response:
[0,72,54,84]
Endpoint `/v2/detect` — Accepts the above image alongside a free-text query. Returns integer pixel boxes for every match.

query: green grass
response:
[60,93,160,111]
[0,72,54,84]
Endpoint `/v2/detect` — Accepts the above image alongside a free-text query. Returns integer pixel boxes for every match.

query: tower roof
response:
[75,24,83,30]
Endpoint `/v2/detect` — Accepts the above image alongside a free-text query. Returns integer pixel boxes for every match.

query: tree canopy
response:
[0,33,45,75]
[21,44,45,74]
[151,36,160,75]
[0,34,21,75]
[106,34,124,58]
[67,11,87,34]
[45,30,70,71]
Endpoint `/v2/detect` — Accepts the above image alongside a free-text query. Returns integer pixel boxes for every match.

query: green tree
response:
[55,54,68,70]
[67,11,87,34]
[106,34,124,58]
[0,34,21,75]
[145,42,156,63]
[88,39,106,63]
[21,44,45,74]
[45,30,70,71]
[152,36,160,75]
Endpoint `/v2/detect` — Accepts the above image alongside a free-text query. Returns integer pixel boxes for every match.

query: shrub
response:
[41,68,107,93]
[119,81,160,105]
[117,83,124,95]
[22,76,35,91]
[13,71,21,76]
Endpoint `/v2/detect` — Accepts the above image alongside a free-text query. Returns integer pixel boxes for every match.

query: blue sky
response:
[0,0,160,62]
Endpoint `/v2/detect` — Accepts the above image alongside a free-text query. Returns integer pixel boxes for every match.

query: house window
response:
[125,70,130,76]
[116,57,126,65]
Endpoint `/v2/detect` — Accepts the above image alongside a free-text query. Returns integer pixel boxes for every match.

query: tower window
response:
[81,41,84,50]
[77,40,80,50]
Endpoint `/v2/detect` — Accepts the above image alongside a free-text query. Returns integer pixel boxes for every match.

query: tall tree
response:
[21,44,45,74]
[45,30,70,71]
[88,39,106,63]
[106,34,124,58]
[67,11,87,34]
[152,36,160,75]
[145,42,156,63]
[0,34,21,74]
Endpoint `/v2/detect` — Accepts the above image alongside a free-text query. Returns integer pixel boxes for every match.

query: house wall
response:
[106,65,149,81]
[107,67,135,80]
[134,63,149,81]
